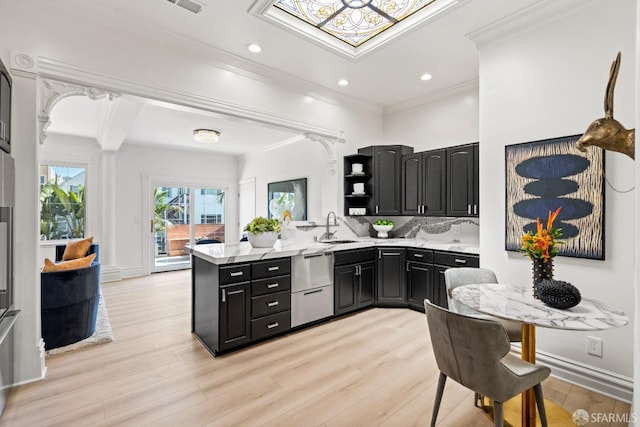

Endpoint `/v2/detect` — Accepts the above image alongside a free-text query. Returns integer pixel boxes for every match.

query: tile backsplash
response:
[282,216,479,244]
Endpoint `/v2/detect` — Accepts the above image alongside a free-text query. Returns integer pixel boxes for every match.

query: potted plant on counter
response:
[373,219,394,238]
[243,217,282,248]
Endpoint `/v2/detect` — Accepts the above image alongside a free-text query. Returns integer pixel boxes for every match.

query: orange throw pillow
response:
[42,253,96,273]
[61,236,94,261]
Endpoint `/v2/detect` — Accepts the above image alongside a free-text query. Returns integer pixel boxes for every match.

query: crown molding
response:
[31,55,344,142]
[466,0,598,48]
[45,0,380,114]
[383,79,478,117]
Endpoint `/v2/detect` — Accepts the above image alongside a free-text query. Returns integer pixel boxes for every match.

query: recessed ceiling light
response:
[338,79,349,86]
[247,43,262,53]
[420,73,433,81]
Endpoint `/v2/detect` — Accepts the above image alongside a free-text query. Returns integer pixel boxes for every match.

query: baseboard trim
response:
[119,267,144,279]
[512,344,633,403]
[101,265,122,283]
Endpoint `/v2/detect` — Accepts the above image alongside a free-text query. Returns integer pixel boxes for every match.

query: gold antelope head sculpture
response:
[576,52,635,160]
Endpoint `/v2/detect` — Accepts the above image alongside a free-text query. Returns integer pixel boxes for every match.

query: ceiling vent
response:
[167,0,204,15]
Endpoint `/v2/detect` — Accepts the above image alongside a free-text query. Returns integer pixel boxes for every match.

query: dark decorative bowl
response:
[537,279,581,309]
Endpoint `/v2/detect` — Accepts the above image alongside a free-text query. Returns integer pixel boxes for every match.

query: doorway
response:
[152,185,226,272]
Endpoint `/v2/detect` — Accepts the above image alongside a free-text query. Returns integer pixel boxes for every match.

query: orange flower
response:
[519,207,563,260]
[547,207,561,230]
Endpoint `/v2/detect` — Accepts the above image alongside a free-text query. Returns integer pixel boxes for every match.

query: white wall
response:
[383,87,480,151]
[633,0,640,420]
[478,0,636,396]
[115,144,238,277]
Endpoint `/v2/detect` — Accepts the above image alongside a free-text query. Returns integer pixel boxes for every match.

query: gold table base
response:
[479,395,574,427]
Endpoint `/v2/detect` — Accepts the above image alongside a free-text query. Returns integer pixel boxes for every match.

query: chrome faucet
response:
[320,211,337,241]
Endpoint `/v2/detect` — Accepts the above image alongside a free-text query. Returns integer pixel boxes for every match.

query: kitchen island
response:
[187,238,479,356]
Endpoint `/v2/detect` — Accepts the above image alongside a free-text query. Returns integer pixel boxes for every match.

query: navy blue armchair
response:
[41,244,101,350]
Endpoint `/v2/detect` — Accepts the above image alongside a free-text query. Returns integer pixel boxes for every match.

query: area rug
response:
[45,293,114,356]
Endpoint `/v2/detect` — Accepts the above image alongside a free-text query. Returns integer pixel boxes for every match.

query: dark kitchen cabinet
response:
[357,145,413,216]
[402,149,446,216]
[334,248,376,315]
[406,249,434,311]
[431,251,479,309]
[446,143,478,216]
[192,256,291,356]
[376,248,406,306]
[0,59,11,153]
[219,282,251,351]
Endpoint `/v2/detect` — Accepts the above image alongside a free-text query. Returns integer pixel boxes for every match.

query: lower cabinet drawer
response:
[251,291,291,318]
[251,311,291,341]
[433,252,479,268]
[291,285,334,328]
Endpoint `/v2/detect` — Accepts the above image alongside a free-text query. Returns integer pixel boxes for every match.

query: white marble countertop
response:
[186,237,479,265]
[451,283,629,331]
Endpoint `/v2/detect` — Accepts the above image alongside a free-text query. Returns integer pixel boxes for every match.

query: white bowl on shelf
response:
[372,224,393,238]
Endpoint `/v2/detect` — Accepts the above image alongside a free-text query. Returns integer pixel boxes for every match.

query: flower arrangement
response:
[520,208,563,260]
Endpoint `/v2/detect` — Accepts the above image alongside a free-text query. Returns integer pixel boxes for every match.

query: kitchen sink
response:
[319,239,357,244]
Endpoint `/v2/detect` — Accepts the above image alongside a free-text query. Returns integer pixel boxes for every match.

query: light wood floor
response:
[1,270,631,426]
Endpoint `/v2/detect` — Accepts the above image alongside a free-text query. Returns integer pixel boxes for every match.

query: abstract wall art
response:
[505,134,605,260]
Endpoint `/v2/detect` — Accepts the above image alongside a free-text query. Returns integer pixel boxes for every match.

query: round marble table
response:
[451,283,629,427]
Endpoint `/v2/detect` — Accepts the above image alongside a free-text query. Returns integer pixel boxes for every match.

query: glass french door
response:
[152,185,225,273]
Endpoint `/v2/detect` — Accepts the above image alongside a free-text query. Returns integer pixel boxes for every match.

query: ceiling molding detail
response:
[249,0,468,60]
[38,78,121,145]
[384,79,478,117]
[31,55,345,143]
[304,132,346,176]
[44,0,380,113]
[466,0,598,47]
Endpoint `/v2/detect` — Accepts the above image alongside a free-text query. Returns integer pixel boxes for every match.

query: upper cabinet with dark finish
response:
[446,143,479,217]
[357,145,413,216]
[0,59,12,154]
[402,149,446,216]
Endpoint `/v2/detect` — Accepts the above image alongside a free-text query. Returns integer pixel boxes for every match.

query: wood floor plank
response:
[1,270,629,427]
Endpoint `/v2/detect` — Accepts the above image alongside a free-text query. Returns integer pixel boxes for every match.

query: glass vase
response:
[532,258,554,298]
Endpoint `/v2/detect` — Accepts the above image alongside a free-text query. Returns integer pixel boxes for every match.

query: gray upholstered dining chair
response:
[444,267,522,342]
[424,300,550,427]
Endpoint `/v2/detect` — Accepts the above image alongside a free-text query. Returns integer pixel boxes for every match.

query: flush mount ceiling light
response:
[193,129,221,143]
[337,79,350,86]
[250,0,464,59]
[420,73,433,81]
[247,43,262,53]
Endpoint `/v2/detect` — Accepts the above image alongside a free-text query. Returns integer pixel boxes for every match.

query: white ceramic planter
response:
[247,231,279,248]
[373,224,393,238]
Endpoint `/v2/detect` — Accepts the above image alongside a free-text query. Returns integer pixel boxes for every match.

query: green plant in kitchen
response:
[374,219,394,226]
[243,217,282,234]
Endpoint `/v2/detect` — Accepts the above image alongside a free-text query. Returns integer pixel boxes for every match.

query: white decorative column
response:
[100,151,121,282]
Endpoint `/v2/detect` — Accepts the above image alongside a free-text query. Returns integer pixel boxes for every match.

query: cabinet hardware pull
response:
[417,205,420,213]
[376,206,379,214]
[267,301,279,307]
[221,289,226,302]
[267,266,279,271]
[414,254,423,258]
[467,204,472,215]
[378,250,382,260]
[229,271,244,277]
[304,289,323,296]
[266,283,279,289]
[406,262,410,272]
[304,253,324,258]
[423,205,427,213]
[454,259,467,264]
[267,322,279,329]
[474,204,478,215]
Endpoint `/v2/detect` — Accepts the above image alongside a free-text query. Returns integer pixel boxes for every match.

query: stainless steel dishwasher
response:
[291,253,334,327]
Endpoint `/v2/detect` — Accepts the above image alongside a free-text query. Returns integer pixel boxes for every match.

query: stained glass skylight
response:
[273,0,437,47]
